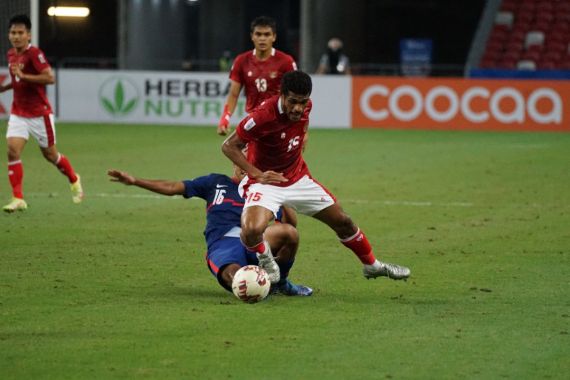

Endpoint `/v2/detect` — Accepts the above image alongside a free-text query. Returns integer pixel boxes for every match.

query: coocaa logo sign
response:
[359,85,561,123]
[352,78,570,131]
[99,77,140,116]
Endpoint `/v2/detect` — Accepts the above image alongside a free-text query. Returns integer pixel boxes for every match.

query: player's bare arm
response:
[11,66,54,85]
[0,82,13,93]
[107,169,185,196]
[218,80,243,136]
[221,131,287,184]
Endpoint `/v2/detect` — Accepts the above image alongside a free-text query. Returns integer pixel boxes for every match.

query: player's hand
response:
[217,105,232,136]
[107,169,136,185]
[217,115,231,135]
[10,65,23,80]
[256,171,288,185]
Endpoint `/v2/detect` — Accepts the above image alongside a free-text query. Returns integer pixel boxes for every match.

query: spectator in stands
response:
[316,38,351,75]
[219,50,233,72]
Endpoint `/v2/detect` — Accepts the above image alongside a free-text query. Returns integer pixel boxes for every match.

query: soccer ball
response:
[231,265,271,303]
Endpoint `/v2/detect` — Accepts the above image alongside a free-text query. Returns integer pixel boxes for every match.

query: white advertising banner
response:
[57,69,351,129]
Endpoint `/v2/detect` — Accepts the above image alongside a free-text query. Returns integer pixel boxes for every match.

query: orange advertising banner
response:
[352,77,570,132]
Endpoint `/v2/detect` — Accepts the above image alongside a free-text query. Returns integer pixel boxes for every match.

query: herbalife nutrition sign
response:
[59,70,246,125]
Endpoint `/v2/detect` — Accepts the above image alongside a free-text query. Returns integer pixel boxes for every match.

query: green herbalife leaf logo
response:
[99,77,140,116]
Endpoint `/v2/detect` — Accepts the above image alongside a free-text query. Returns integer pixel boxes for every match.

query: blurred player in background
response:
[0,14,83,212]
[107,166,312,297]
[217,16,297,136]
[222,71,410,284]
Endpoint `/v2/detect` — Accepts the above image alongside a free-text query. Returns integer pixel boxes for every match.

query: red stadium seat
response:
[542,50,563,63]
[555,2,570,13]
[547,32,566,44]
[551,22,569,33]
[555,12,570,23]
[516,10,534,24]
[560,59,570,70]
[498,59,517,69]
[535,11,554,24]
[480,58,497,69]
[532,21,551,33]
[536,2,554,13]
[504,40,524,53]
[503,49,522,62]
[519,1,535,12]
[509,29,527,44]
[521,49,541,62]
[544,40,566,54]
[537,60,557,70]
[501,0,518,12]
[486,39,504,53]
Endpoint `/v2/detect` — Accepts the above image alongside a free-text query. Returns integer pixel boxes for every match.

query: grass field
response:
[1,123,569,379]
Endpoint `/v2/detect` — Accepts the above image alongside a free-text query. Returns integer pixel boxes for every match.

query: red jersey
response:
[229,48,296,113]
[236,95,312,187]
[7,45,52,117]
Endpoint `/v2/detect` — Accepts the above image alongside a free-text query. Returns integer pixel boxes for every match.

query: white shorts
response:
[239,175,336,216]
[6,114,56,148]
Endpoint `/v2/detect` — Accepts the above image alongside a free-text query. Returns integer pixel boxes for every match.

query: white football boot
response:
[363,260,411,280]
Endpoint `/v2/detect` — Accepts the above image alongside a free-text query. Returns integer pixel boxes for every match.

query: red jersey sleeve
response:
[229,53,245,84]
[236,107,272,143]
[283,55,297,72]
[29,47,51,73]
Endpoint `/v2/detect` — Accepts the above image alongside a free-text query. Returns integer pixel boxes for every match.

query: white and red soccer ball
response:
[231,265,270,303]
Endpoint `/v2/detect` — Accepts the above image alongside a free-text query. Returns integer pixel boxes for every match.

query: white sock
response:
[365,260,382,270]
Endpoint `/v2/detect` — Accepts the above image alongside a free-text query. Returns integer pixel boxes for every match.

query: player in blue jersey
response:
[107,165,312,297]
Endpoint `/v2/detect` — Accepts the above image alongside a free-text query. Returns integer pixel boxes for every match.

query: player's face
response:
[251,26,276,53]
[8,24,31,51]
[281,92,310,122]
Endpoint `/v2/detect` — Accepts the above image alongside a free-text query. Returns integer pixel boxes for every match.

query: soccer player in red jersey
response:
[217,16,297,136]
[222,71,411,284]
[0,15,83,212]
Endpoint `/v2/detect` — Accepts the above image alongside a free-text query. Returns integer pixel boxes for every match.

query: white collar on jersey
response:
[252,48,276,56]
[278,97,284,114]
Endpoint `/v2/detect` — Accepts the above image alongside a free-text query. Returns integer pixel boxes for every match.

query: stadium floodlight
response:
[47,6,90,17]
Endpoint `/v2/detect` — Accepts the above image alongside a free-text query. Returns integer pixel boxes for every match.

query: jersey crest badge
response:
[244,118,256,131]
[281,132,286,139]
[247,71,252,77]
[270,71,277,79]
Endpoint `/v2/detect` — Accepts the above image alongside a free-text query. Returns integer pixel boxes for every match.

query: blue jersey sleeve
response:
[182,175,214,200]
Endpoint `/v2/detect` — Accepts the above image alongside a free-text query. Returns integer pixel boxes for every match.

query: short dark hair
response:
[9,14,31,30]
[281,71,312,97]
[250,16,276,34]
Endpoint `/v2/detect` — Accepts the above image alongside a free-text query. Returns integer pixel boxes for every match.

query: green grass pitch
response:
[1,123,569,379]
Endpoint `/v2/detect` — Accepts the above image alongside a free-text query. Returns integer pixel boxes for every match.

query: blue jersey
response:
[183,174,243,248]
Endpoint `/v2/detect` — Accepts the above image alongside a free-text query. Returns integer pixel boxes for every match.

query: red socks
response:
[340,228,376,265]
[8,160,24,199]
[247,241,268,255]
[55,154,78,183]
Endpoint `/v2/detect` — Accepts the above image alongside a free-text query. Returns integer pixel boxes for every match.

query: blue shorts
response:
[206,237,258,292]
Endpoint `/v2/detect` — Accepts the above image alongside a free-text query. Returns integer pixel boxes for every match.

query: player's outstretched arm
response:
[218,80,242,136]
[107,169,185,196]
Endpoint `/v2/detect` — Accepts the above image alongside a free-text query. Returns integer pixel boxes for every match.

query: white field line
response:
[26,192,473,207]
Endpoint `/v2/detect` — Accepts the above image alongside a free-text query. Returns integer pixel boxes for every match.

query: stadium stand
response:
[480,0,570,70]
